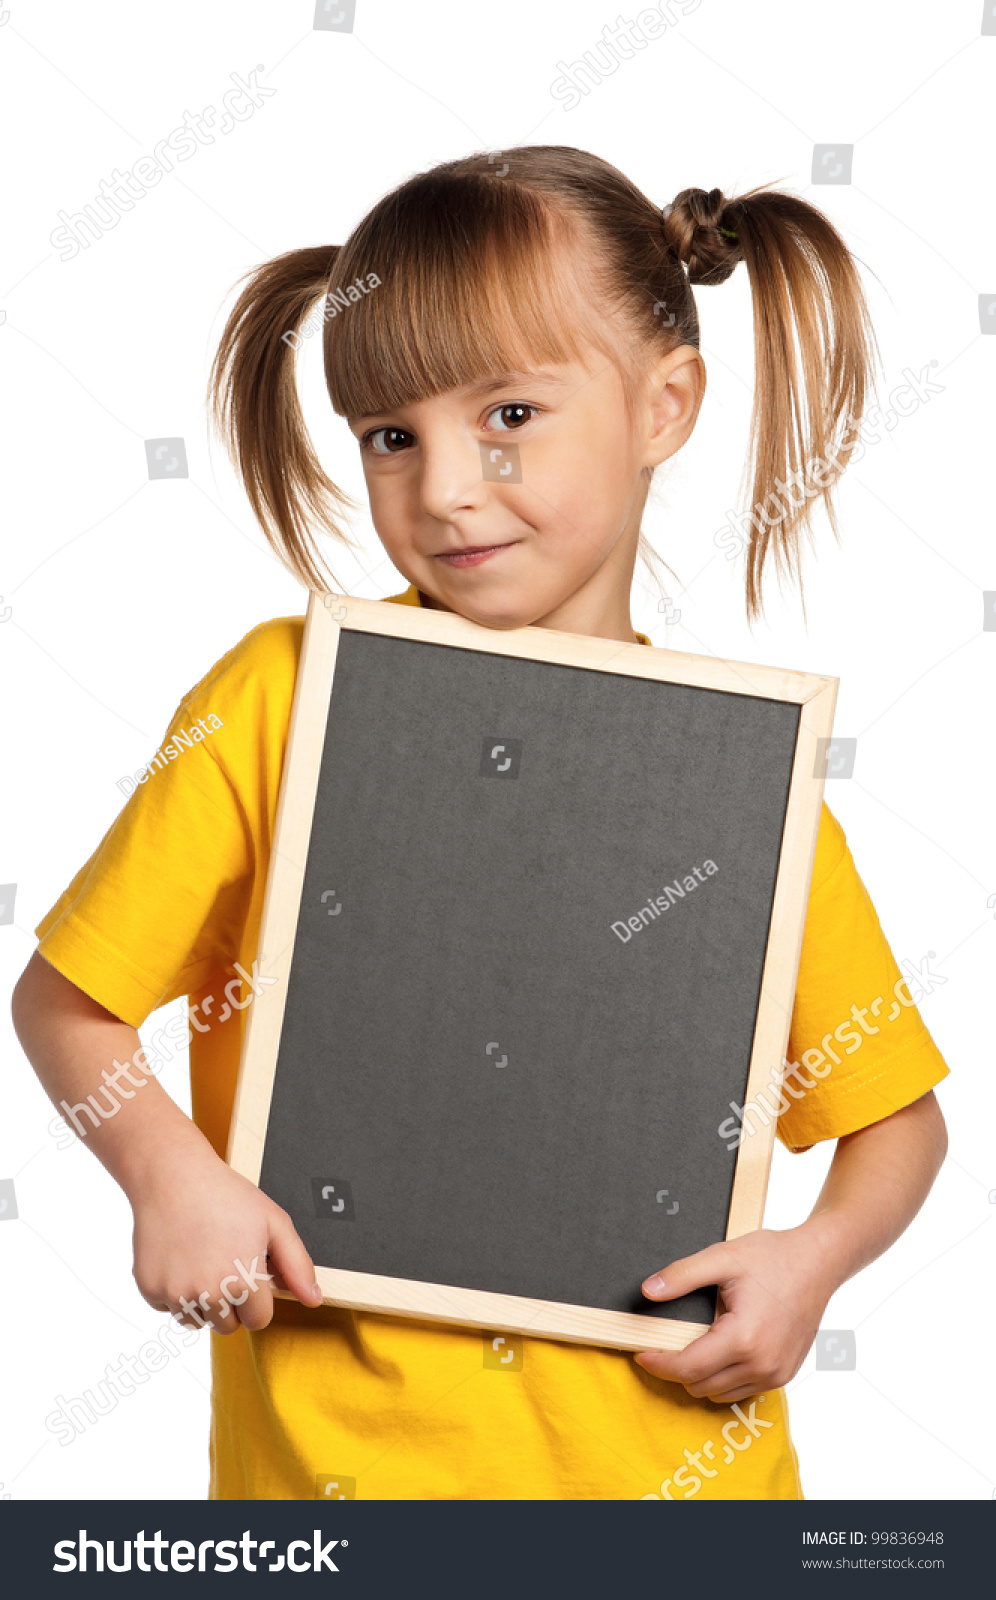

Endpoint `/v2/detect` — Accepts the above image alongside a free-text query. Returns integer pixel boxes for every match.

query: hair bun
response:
[661,186,742,286]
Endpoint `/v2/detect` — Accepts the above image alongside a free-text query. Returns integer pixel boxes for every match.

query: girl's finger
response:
[207,1295,241,1335]
[633,1316,741,1385]
[169,1308,209,1332]
[641,1242,738,1302]
[265,1209,324,1308]
[699,1379,770,1405]
[681,1363,751,1400]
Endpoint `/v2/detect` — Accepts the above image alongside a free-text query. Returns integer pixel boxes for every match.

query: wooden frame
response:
[227,591,837,1352]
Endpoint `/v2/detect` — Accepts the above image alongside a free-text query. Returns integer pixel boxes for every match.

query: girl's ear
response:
[643,344,706,470]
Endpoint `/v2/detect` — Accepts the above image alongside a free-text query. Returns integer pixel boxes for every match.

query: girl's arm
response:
[634,1090,947,1401]
[12,951,323,1331]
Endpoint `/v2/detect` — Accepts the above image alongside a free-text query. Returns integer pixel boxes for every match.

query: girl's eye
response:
[365,427,414,454]
[485,403,537,431]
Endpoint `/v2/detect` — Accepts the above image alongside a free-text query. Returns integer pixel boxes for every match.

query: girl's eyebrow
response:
[461,368,570,398]
[348,369,571,427]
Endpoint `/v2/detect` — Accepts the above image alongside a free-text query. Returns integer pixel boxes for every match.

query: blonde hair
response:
[209,145,877,618]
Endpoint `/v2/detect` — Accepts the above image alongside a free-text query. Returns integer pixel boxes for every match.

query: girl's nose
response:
[418,432,490,524]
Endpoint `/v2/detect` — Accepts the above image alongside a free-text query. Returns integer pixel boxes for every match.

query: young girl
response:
[13,146,949,1501]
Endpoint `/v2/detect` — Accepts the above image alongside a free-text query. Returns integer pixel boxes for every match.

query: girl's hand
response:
[633,1224,836,1403]
[130,1140,323,1335]
[635,1098,948,1403]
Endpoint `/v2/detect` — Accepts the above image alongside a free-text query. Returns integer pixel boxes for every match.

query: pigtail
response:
[208,244,357,592]
[664,185,879,619]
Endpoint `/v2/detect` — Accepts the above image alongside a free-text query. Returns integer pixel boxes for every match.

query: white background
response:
[1,0,993,1502]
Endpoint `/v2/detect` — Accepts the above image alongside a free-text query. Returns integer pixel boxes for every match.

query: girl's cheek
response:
[370,480,417,542]
[547,483,612,546]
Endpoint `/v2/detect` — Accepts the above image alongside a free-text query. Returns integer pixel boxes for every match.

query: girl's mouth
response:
[434,542,517,569]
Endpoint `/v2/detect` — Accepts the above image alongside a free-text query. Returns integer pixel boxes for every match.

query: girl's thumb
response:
[267,1209,324,1305]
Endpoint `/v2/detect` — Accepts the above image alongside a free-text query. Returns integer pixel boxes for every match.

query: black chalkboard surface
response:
[230,594,836,1353]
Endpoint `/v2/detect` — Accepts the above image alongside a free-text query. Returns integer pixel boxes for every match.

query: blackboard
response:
[229,594,836,1353]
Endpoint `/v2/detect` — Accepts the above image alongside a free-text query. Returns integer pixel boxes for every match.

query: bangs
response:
[322,172,611,418]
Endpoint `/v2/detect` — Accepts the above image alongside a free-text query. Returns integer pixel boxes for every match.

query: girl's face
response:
[347,338,703,644]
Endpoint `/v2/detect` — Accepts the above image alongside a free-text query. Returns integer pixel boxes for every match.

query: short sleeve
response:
[33,618,303,1028]
[775,804,950,1152]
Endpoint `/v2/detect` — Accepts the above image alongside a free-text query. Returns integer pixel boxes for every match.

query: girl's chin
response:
[439,594,540,632]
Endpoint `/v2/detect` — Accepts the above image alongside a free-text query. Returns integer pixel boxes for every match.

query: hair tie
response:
[661,202,737,242]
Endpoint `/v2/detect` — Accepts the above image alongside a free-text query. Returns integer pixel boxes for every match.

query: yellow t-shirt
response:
[34,585,950,1501]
